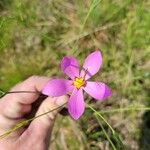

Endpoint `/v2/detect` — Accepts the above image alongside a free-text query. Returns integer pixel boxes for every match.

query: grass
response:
[0,0,150,149]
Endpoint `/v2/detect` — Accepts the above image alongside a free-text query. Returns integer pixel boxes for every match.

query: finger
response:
[0,76,50,119]
[22,95,68,142]
[0,76,50,134]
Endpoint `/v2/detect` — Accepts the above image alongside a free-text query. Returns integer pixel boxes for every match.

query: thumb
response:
[24,95,68,140]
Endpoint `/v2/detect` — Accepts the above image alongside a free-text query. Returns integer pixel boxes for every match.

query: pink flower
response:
[42,50,112,120]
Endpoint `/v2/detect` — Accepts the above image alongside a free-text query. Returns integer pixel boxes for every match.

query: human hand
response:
[0,76,68,150]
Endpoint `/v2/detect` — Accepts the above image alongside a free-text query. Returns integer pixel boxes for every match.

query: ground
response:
[0,0,150,149]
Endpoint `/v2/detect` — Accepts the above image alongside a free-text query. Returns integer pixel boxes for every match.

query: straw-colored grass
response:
[0,0,150,149]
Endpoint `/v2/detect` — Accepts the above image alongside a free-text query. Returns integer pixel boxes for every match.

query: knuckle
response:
[27,75,40,82]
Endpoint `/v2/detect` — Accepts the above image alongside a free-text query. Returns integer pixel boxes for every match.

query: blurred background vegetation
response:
[0,0,150,149]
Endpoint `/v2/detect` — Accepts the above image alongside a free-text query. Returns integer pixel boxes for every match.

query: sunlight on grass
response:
[0,0,150,149]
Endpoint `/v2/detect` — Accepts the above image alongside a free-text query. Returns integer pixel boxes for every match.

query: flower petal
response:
[68,88,85,120]
[42,79,73,97]
[80,50,102,80]
[84,81,112,100]
[61,56,79,79]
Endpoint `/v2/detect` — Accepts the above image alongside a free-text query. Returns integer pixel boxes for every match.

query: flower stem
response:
[100,107,150,114]
[87,103,125,149]
[0,90,40,98]
[0,102,67,139]
[94,113,117,150]
[86,103,115,134]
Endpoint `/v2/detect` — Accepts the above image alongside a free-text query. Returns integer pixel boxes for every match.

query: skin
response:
[0,76,68,150]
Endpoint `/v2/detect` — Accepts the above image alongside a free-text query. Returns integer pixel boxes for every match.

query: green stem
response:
[0,90,39,98]
[100,107,150,114]
[72,0,102,54]
[87,103,115,134]
[94,113,117,150]
[0,102,67,139]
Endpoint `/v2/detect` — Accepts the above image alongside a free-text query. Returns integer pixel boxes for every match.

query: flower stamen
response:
[83,68,88,79]
[73,77,85,89]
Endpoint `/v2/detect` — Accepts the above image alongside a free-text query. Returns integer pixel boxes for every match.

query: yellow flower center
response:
[73,77,85,89]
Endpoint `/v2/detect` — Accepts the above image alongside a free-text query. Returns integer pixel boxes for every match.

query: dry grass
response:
[0,0,150,149]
